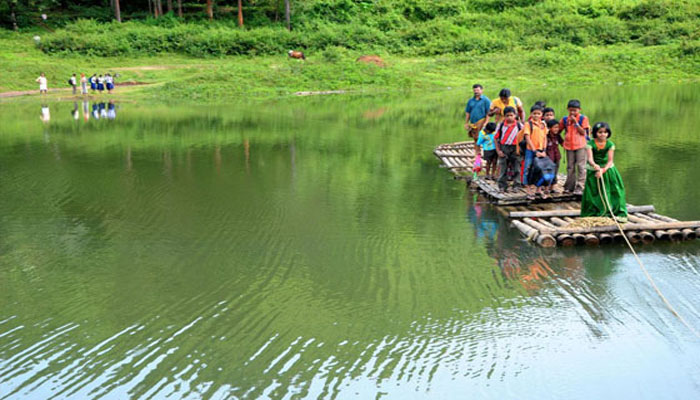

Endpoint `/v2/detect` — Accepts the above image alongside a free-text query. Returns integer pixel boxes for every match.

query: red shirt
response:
[559,114,590,150]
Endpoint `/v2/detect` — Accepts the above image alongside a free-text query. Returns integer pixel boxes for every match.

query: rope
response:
[596,174,700,338]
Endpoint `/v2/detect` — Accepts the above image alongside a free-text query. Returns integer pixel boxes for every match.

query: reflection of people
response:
[92,103,100,119]
[581,122,628,221]
[83,100,90,121]
[107,101,116,120]
[71,102,79,120]
[464,84,491,144]
[40,104,50,122]
[36,73,48,94]
[467,201,499,243]
[99,102,107,119]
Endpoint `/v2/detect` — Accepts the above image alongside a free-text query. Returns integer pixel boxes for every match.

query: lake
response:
[1,84,699,399]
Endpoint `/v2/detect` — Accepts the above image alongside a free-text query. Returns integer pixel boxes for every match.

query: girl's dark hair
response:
[499,88,511,98]
[543,107,554,114]
[592,122,612,138]
[503,106,516,115]
[546,119,559,129]
[530,104,543,113]
[484,122,497,132]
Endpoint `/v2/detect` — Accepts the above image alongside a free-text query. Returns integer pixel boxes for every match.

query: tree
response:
[285,0,290,30]
[9,0,19,30]
[177,0,183,17]
[114,0,122,22]
[237,0,243,27]
[167,0,173,14]
[206,0,213,20]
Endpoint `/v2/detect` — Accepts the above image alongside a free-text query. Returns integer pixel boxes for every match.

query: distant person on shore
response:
[486,88,525,123]
[80,73,88,95]
[476,122,498,180]
[36,73,48,94]
[97,75,105,93]
[495,107,524,192]
[69,73,77,94]
[105,73,114,93]
[464,83,491,150]
[559,99,590,195]
[90,74,97,91]
[580,122,627,221]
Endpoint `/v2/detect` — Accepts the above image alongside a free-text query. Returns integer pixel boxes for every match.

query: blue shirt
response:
[465,95,491,124]
[476,130,496,151]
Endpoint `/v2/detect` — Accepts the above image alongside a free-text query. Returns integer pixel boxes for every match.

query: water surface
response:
[1,85,699,399]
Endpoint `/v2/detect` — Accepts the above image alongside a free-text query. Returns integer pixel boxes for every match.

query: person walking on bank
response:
[80,73,88,95]
[90,74,97,92]
[559,99,590,195]
[580,122,627,221]
[105,73,115,94]
[69,73,77,94]
[36,73,48,94]
[464,83,491,150]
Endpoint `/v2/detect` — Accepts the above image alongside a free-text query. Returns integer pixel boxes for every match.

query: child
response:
[559,99,590,195]
[97,75,105,92]
[69,73,77,94]
[90,74,97,91]
[80,73,88,95]
[521,105,548,199]
[105,73,114,93]
[494,107,524,192]
[581,122,627,221]
[36,73,48,94]
[543,107,555,122]
[545,119,564,195]
[476,122,498,179]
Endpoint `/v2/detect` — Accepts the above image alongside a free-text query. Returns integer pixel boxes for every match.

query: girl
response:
[581,122,627,221]
[36,73,48,94]
[476,122,498,179]
[545,119,564,195]
[90,74,97,91]
[97,75,105,93]
[80,73,88,95]
[105,73,114,93]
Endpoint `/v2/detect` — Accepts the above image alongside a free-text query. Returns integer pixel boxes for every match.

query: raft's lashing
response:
[508,207,700,248]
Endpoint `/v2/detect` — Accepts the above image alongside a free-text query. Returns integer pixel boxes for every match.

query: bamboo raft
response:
[434,141,579,205]
[435,141,700,247]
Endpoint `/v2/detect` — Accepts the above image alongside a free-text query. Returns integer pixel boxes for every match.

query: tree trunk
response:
[206,0,213,20]
[177,0,183,17]
[148,0,153,17]
[157,0,164,17]
[237,0,243,27]
[285,0,290,31]
[114,0,122,22]
[9,1,19,30]
[167,0,173,14]
[275,0,279,22]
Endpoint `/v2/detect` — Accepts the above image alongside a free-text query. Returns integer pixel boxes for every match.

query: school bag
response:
[530,156,557,187]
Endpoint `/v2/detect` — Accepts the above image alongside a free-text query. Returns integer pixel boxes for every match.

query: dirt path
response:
[0,81,149,99]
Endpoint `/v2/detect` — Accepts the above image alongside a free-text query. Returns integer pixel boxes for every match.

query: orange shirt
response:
[560,114,590,150]
[522,119,547,151]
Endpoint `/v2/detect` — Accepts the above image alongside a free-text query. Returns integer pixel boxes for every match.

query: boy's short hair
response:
[543,107,555,114]
[530,105,543,113]
[503,106,516,115]
[534,100,546,108]
[567,99,581,109]
[484,122,497,132]
[499,88,511,98]
[473,83,483,89]
[546,119,559,129]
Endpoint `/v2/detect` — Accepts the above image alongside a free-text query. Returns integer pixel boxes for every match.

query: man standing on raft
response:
[464,84,491,151]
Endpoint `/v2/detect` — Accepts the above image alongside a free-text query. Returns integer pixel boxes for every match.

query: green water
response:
[1,85,699,399]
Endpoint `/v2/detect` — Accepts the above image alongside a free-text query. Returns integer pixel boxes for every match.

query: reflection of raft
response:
[435,141,700,247]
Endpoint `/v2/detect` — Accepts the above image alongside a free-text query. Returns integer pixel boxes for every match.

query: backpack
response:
[531,156,557,187]
[519,120,533,154]
[562,114,589,140]
[67,79,72,85]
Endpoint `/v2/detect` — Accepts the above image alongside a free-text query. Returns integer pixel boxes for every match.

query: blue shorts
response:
[106,83,114,90]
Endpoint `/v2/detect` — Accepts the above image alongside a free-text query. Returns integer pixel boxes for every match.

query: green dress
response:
[580,140,628,219]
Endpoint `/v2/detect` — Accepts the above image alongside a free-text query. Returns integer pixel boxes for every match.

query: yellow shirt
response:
[522,119,547,150]
[489,96,522,120]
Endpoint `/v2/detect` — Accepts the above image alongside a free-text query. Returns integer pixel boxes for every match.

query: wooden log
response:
[626,231,641,244]
[537,234,557,248]
[522,217,555,233]
[668,229,684,241]
[509,205,655,218]
[612,232,624,242]
[585,234,599,246]
[549,217,569,227]
[647,212,677,222]
[696,228,700,237]
[654,230,670,240]
[572,233,586,245]
[599,233,613,245]
[557,234,575,247]
[535,221,700,235]
[682,228,697,240]
[639,231,655,244]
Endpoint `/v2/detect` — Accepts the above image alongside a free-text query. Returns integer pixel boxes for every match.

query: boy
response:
[494,107,524,192]
[545,119,564,195]
[69,73,77,94]
[476,122,498,179]
[543,107,555,122]
[522,105,548,199]
[559,99,590,195]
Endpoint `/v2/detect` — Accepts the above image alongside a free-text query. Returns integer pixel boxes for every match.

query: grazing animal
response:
[356,55,385,67]
[288,50,306,60]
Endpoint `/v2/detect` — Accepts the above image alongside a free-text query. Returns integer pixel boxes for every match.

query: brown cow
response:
[288,50,306,60]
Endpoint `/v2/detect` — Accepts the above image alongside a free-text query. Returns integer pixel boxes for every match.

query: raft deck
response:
[435,141,700,247]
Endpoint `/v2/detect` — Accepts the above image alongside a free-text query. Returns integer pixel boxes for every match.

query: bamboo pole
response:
[681,228,697,240]
[599,233,613,245]
[521,218,556,247]
[535,221,700,235]
[509,205,655,218]
[557,234,575,247]
[512,219,538,240]
[584,234,599,246]
[626,231,641,244]
[572,233,586,244]
[640,231,655,244]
